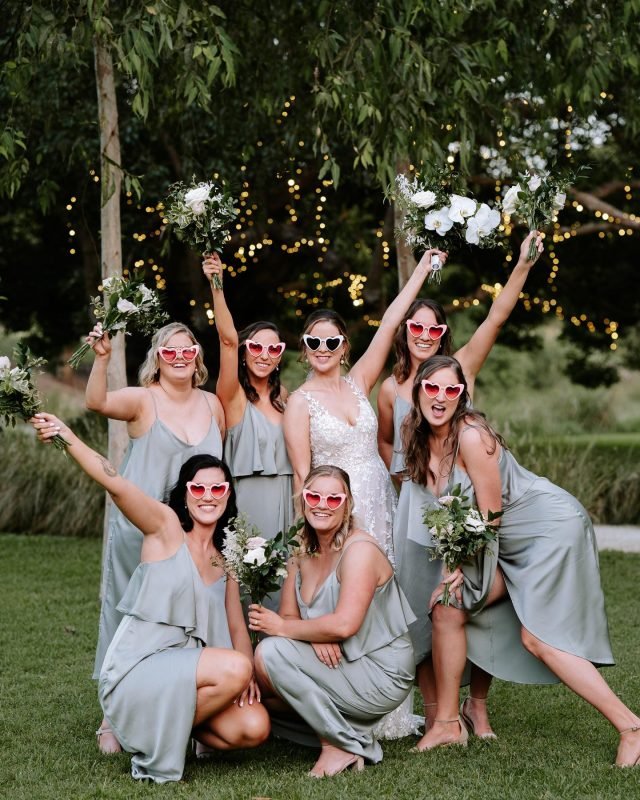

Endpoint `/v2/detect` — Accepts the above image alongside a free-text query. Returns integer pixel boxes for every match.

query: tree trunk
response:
[94,36,128,595]
[394,158,417,289]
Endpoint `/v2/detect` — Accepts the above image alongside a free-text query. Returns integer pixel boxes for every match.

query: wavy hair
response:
[238,321,285,413]
[138,322,208,387]
[298,309,351,369]
[402,356,504,487]
[392,299,453,383]
[167,454,237,551]
[298,465,355,554]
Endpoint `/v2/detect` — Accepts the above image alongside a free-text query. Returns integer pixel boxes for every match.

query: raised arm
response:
[31,412,174,539]
[283,393,311,500]
[456,232,542,395]
[350,248,446,396]
[376,377,396,470]
[85,325,145,422]
[249,540,389,642]
[202,254,246,427]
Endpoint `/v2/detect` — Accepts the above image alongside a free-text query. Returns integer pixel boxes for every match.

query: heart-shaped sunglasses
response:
[186,481,230,500]
[302,489,347,510]
[421,380,464,401]
[245,340,286,359]
[158,344,200,363]
[302,334,345,352]
[406,320,448,340]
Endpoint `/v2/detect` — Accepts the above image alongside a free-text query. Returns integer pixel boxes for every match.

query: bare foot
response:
[460,697,497,739]
[309,744,364,777]
[412,718,468,752]
[616,725,640,767]
[96,725,122,754]
[423,703,437,733]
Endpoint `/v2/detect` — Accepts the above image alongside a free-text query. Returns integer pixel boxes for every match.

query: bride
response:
[283,248,445,738]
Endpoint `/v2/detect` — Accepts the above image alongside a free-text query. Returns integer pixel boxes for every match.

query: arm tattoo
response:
[98,455,118,477]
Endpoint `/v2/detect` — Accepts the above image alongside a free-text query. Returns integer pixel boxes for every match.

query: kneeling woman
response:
[32,413,270,783]
[401,356,640,766]
[248,465,416,777]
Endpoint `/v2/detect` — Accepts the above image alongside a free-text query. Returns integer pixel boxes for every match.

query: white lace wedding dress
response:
[297,375,421,739]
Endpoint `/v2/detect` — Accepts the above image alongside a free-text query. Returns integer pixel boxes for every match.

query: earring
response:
[340,356,345,365]
[276,364,280,371]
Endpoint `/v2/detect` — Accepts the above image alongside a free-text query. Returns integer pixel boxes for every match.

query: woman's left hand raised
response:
[248,604,285,637]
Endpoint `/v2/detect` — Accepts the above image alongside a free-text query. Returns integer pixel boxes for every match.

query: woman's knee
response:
[431,603,465,631]
[199,648,252,693]
[238,704,271,748]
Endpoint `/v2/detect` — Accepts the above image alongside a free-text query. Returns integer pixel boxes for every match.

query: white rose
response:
[0,356,11,374]
[243,547,266,566]
[102,276,118,290]
[448,194,477,224]
[553,192,567,211]
[116,298,138,314]
[438,495,456,507]
[528,174,542,191]
[246,536,268,550]
[424,207,454,235]
[184,184,212,216]
[502,184,522,215]
[412,190,437,209]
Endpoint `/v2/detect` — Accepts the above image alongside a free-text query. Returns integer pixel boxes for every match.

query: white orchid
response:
[116,298,139,314]
[528,174,542,191]
[553,192,567,211]
[243,547,267,567]
[412,190,437,209]
[448,194,477,224]
[424,207,454,235]
[502,184,522,215]
[465,203,501,244]
[184,184,212,215]
[246,536,268,550]
[0,356,11,374]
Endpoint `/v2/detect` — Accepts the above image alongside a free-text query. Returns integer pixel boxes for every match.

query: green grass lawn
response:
[1,535,639,800]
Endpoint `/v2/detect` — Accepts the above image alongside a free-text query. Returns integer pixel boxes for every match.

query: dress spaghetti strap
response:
[147,387,159,419]
[200,389,215,417]
[391,376,400,398]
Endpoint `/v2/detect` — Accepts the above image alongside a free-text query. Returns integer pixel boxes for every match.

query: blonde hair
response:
[137,322,208,387]
[298,465,354,553]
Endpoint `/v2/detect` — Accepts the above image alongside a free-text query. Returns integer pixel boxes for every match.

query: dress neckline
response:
[156,416,217,448]
[303,376,363,429]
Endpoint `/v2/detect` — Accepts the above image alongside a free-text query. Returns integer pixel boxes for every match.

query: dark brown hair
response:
[238,321,285,413]
[402,356,504,487]
[298,309,351,368]
[392,299,453,383]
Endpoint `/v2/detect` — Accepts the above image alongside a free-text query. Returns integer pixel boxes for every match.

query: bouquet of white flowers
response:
[164,178,237,289]
[217,515,302,640]
[423,484,501,606]
[0,344,69,451]
[393,166,501,282]
[501,171,570,261]
[68,273,169,369]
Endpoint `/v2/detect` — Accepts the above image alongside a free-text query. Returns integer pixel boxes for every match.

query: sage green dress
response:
[390,393,411,476]
[258,538,416,763]
[395,446,614,683]
[99,542,210,783]
[93,390,223,678]
[224,402,294,610]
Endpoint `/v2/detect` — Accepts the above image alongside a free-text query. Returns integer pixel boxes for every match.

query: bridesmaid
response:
[31,414,270,783]
[402,356,640,766]
[202,254,294,560]
[249,465,416,777]
[385,231,542,735]
[86,321,225,752]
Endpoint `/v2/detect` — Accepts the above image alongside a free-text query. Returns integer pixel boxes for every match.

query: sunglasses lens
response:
[246,341,263,357]
[428,325,446,340]
[210,483,228,499]
[326,494,344,510]
[423,382,439,398]
[188,483,206,499]
[407,321,424,338]
[267,343,285,358]
[304,491,321,507]
[445,385,463,400]
[181,346,198,362]
[159,348,177,362]
[304,336,321,351]
[325,337,342,352]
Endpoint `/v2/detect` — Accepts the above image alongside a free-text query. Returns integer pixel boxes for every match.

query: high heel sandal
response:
[460,696,497,741]
[95,726,122,754]
[615,724,640,767]
[410,717,469,752]
[308,747,365,778]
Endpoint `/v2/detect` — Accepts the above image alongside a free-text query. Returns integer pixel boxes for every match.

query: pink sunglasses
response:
[421,380,464,401]
[406,320,448,340]
[245,339,286,359]
[158,344,200,363]
[303,490,347,510]
[186,481,230,500]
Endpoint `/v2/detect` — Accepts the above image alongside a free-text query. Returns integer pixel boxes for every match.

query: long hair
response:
[167,454,237,551]
[299,309,351,369]
[298,465,354,554]
[237,321,285,413]
[402,356,504,487]
[392,299,453,383]
[138,322,208,387]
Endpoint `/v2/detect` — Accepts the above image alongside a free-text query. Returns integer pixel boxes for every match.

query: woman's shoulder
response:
[458,414,501,452]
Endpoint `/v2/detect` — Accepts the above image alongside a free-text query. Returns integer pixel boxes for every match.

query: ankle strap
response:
[435,718,460,724]
[423,703,437,709]
[469,696,488,703]
[620,725,640,734]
